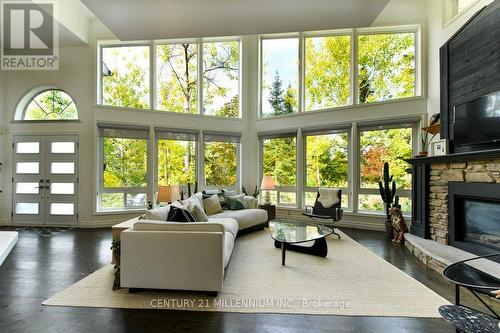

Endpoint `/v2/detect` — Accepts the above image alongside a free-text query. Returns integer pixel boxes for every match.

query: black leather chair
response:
[303,190,343,239]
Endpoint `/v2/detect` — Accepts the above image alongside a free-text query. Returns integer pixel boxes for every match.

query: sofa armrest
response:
[243,196,258,209]
[120,228,225,292]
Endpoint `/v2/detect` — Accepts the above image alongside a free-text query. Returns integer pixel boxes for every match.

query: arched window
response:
[16,88,79,121]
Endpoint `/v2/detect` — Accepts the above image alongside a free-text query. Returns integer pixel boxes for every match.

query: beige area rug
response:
[43,230,449,317]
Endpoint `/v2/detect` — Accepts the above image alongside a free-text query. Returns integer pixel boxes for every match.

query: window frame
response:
[259,33,301,118]
[97,125,151,212]
[98,41,152,110]
[98,37,242,118]
[202,131,242,190]
[442,0,481,26]
[258,131,299,207]
[14,87,80,122]
[302,127,352,211]
[258,25,421,118]
[356,121,418,215]
[154,128,199,197]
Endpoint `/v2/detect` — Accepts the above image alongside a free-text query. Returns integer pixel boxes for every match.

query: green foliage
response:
[306,133,348,188]
[305,35,351,110]
[103,138,147,188]
[157,43,198,113]
[204,142,237,186]
[157,140,196,186]
[102,46,150,109]
[268,71,285,114]
[267,72,298,116]
[360,128,412,189]
[262,137,296,186]
[358,33,415,103]
[25,90,78,120]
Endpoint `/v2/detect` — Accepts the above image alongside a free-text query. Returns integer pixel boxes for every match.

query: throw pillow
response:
[226,195,247,210]
[144,205,171,221]
[185,194,208,222]
[203,194,223,215]
[167,206,198,222]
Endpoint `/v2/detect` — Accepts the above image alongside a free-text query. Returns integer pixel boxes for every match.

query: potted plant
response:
[378,162,397,238]
[111,238,121,267]
[419,122,439,157]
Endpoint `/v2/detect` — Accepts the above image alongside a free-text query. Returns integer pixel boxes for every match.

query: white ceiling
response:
[80,0,391,40]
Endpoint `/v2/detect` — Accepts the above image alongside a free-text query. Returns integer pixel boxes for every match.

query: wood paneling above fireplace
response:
[439,0,500,152]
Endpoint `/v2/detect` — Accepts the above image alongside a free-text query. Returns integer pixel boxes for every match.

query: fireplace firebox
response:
[448,182,500,256]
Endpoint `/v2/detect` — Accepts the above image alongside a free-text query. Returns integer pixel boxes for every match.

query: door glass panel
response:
[51,142,75,154]
[16,162,40,174]
[16,182,39,194]
[50,183,75,195]
[16,142,40,154]
[50,162,75,174]
[15,203,39,214]
[50,203,74,215]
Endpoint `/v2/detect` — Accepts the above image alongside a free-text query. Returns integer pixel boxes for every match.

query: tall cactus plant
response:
[378,162,397,220]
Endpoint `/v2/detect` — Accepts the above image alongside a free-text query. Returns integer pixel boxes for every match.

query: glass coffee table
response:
[268,219,334,266]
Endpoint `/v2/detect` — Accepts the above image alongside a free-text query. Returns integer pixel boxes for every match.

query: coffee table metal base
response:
[274,239,328,266]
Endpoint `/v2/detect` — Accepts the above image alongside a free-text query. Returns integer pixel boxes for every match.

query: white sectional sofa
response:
[119,194,267,294]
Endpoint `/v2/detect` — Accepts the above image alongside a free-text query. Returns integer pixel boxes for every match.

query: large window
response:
[304,130,350,208]
[358,32,416,103]
[156,43,198,114]
[203,41,240,117]
[100,38,240,117]
[156,130,198,190]
[98,126,149,211]
[261,37,299,117]
[204,132,241,187]
[259,27,419,117]
[101,45,150,109]
[444,0,478,23]
[23,89,78,120]
[260,133,297,206]
[305,35,351,111]
[358,125,414,214]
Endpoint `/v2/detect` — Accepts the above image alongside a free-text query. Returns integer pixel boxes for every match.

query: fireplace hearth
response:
[448,182,500,256]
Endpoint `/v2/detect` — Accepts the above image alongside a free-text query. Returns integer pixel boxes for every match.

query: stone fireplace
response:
[405,157,500,273]
[428,160,500,245]
[448,182,500,256]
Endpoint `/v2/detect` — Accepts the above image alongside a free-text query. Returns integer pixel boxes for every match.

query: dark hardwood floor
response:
[0,226,465,332]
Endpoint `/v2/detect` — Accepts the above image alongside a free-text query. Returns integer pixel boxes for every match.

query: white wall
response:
[427,0,494,132]
[0,6,434,228]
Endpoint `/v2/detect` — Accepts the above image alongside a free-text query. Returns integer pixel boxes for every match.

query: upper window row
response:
[261,30,417,117]
[98,27,418,118]
[100,40,240,117]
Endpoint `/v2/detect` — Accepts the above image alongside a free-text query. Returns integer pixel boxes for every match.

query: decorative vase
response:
[418,151,428,157]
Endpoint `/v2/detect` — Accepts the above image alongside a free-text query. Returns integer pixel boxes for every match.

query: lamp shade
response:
[260,176,276,190]
[157,185,180,203]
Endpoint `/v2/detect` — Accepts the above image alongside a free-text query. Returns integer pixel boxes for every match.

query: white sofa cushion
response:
[207,217,239,237]
[210,208,268,230]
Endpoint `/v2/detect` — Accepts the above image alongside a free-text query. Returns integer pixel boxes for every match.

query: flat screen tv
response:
[453,91,500,152]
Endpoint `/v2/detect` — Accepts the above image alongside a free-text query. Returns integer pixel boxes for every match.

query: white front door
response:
[12,135,79,226]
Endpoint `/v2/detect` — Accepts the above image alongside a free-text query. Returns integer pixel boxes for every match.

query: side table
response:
[258,204,276,221]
